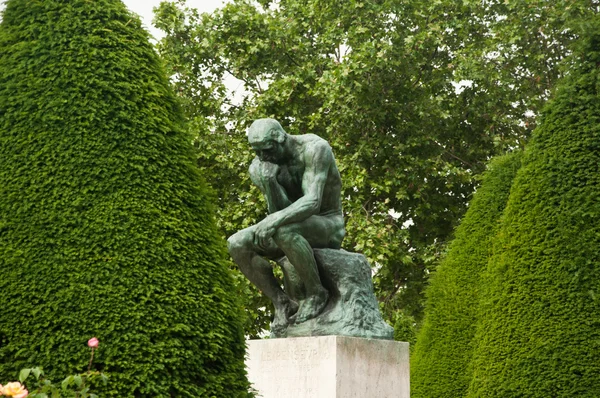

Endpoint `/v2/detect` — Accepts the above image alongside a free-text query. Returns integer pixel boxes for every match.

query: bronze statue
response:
[228,118,392,339]
[227,118,345,332]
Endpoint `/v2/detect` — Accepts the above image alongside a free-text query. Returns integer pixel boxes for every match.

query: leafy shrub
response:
[411,152,522,398]
[468,18,600,398]
[0,1,249,396]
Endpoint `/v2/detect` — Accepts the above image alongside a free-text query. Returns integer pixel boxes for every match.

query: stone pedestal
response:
[246,336,410,398]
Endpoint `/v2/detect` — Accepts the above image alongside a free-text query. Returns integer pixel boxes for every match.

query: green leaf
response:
[32,367,44,379]
[61,376,73,391]
[19,368,31,383]
[74,375,83,387]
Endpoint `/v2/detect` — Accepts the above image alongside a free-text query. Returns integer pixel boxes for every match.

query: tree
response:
[450,0,596,140]
[468,17,600,398]
[411,151,522,398]
[152,0,599,335]
[0,1,249,396]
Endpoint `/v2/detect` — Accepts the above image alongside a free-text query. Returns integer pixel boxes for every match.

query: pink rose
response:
[0,384,4,395]
[2,381,28,397]
[88,337,99,348]
[13,390,29,398]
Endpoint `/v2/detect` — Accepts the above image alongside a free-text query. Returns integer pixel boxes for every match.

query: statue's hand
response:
[258,161,280,181]
[253,218,277,250]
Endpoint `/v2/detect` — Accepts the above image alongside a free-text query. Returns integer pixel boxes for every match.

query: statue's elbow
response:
[307,199,320,215]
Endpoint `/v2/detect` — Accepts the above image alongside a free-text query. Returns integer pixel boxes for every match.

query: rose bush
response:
[0,338,106,398]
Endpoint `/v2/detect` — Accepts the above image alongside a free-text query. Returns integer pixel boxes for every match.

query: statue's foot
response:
[270,322,287,338]
[293,288,329,324]
[270,298,299,338]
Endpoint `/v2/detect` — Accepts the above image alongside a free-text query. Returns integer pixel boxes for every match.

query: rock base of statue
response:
[274,249,393,339]
[246,336,410,398]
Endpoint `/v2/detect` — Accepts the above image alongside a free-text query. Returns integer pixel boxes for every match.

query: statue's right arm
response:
[249,158,292,213]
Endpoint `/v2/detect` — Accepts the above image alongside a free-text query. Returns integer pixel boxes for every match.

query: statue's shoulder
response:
[298,133,331,151]
[299,133,327,142]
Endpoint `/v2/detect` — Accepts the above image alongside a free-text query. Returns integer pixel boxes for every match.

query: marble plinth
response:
[246,336,409,398]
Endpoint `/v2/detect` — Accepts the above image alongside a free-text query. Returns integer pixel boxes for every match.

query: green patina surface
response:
[228,118,391,339]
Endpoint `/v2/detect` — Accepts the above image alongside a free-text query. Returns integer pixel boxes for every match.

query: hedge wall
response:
[0,1,249,396]
[410,151,522,398]
[467,20,600,398]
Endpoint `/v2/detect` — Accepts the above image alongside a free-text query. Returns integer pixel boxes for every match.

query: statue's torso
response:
[276,134,343,216]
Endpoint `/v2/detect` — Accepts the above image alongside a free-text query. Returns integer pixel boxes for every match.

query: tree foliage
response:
[0,0,248,396]
[468,16,600,398]
[411,151,522,398]
[153,0,599,335]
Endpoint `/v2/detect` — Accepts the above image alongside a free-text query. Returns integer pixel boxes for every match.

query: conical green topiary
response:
[468,19,600,398]
[0,1,249,396]
[411,151,522,398]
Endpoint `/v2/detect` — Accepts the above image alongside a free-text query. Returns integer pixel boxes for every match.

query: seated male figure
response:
[227,118,345,333]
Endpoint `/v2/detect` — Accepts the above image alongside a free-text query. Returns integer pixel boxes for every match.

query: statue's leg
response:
[273,215,344,323]
[277,256,306,302]
[274,232,328,323]
[227,227,298,334]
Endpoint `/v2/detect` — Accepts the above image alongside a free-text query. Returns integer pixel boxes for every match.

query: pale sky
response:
[121,0,246,100]
[0,1,228,33]
[122,0,228,40]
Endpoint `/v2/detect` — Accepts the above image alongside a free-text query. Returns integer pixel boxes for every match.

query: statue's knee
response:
[273,225,299,248]
[227,232,247,256]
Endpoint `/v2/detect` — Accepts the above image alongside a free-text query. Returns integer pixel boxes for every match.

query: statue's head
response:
[248,118,288,164]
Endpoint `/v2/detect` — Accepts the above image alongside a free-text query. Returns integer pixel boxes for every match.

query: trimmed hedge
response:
[411,152,522,398]
[468,20,600,398]
[0,1,249,396]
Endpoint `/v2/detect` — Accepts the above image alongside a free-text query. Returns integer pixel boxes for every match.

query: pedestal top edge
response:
[246,336,409,346]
